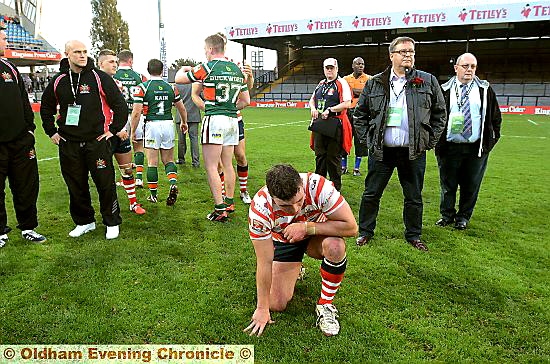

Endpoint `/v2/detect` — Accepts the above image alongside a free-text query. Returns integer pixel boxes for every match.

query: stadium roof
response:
[225,2,550,50]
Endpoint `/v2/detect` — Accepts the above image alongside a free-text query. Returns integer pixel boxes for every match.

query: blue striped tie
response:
[461,85,472,139]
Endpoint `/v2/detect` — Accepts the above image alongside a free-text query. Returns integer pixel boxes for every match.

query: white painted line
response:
[38,156,59,162]
[247,120,309,131]
[527,119,539,125]
[501,135,546,139]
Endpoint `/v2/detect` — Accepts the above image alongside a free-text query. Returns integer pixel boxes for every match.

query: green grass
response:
[0,109,549,362]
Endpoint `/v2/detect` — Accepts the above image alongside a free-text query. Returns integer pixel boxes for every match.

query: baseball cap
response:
[323,58,338,68]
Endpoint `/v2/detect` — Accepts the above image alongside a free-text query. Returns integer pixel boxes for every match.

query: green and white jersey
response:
[114,66,147,112]
[186,58,247,117]
[132,78,181,121]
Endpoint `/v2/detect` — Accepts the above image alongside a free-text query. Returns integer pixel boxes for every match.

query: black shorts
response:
[273,238,310,262]
[238,119,245,141]
[110,136,132,154]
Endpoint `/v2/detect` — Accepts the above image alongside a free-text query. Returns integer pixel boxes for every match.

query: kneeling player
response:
[244,164,357,337]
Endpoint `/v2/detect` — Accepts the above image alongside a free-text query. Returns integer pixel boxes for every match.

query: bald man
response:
[40,40,128,239]
[435,52,501,230]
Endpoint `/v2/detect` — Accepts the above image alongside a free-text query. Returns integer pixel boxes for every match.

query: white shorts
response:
[130,115,146,140]
[144,119,175,150]
[201,115,239,146]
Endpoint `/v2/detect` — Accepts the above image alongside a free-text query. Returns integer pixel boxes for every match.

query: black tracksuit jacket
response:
[40,57,127,141]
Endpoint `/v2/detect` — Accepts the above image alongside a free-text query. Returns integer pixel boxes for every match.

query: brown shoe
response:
[408,239,428,251]
[356,235,371,246]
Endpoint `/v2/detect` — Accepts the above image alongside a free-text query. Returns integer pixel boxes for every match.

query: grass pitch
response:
[0,109,548,362]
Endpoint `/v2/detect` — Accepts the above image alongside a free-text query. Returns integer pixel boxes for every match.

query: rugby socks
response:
[165,162,177,186]
[318,256,347,305]
[341,157,347,168]
[354,156,362,170]
[135,152,145,180]
[219,172,226,196]
[237,164,249,192]
[122,174,137,206]
[147,166,158,197]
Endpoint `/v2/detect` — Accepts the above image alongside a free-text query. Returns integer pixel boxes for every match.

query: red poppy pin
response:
[411,77,424,87]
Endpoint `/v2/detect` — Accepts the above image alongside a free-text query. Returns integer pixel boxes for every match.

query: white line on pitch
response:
[247,120,309,130]
[38,156,59,162]
[527,119,538,125]
[501,135,546,139]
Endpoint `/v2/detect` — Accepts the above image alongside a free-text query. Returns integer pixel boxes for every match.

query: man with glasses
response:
[435,53,501,230]
[354,36,446,251]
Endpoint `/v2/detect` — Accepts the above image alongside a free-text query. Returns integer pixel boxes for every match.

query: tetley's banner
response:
[226,2,550,40]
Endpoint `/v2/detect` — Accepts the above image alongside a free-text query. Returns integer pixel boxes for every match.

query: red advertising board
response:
[499,105,550,115]
[5,49,62,61]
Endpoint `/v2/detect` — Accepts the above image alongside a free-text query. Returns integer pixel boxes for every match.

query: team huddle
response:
[0,29,501,339]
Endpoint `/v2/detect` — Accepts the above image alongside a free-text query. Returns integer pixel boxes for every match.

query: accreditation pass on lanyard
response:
[66,71,81,126]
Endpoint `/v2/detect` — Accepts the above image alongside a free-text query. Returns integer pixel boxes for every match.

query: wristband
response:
[306,222,316,235]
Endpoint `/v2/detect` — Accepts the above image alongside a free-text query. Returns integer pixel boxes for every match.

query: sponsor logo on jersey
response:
[28,148,36,160]
[79,84,91,94]
[311,179,318,190]
[96,158,107,169]
[1,71,13,82]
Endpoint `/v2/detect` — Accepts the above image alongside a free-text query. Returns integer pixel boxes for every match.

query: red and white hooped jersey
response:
[248,173,345,242]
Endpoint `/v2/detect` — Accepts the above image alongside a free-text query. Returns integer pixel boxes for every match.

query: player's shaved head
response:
[65,40,86,53]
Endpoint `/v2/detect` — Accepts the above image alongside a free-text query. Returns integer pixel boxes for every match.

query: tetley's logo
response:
[458,7,508,22]
[229,26,258,37]
[266,23,298,34]
[306,19,343,31]
[1,71,14,82]
[521,4,550,18]
[402,12,446,25]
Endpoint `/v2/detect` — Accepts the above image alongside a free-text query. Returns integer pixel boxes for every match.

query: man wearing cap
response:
[308,58,352,192]
[354,36,446,251]
[0,23,47,247]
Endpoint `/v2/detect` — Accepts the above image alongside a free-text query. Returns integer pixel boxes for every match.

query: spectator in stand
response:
[343,57,371,176]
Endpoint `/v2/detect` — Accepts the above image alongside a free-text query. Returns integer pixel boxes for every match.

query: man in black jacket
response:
[40,40,127,240]
[435,53,501,230]
[0,24,46,247]
[354,36,446,251]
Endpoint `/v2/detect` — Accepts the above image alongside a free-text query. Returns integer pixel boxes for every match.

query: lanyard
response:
[68,71,81,105]
[318,79,336,98]
[389,78,406,99]
[455,81,474,110]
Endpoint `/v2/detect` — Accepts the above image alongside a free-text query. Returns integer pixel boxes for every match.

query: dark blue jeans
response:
[436,143,488,223]
[358,147,426,241]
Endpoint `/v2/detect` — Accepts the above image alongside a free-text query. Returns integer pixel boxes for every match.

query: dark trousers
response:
[59,139,121,227]
[358,147,426,241]
[436,143,488,223]
[313,131,343,191]
[177,122,200,167]
[0,132,39,232]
